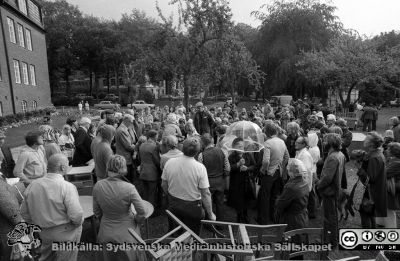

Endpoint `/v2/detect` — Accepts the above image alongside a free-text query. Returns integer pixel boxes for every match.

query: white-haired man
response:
[116,114,138,183]
[21,154,83,261]
[72,117,93,166]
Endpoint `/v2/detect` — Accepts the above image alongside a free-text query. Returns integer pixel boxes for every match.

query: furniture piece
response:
[282,228,325,260]
[66,164,95,195]
[128,210,208,260]
[79,195,97,241]
[200,220,287,261]
[131,200,154,239]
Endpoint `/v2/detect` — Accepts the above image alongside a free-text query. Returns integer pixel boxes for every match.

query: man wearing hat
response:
[162,137,216,234]
[72,117,93,166]
[193,102,214,135]
[0,131,15,178]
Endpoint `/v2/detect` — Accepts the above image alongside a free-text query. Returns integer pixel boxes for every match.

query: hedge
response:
[0,107,57,128]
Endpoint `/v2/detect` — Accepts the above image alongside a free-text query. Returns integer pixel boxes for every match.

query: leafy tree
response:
[252,0,342,98]
[39,0,82,94]
[297,34,400,107]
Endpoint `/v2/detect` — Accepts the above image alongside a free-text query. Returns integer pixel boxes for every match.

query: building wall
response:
[0,10,13,116]
[0,4,51,115]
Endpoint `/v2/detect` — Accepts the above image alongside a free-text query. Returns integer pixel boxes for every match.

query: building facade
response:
[0,0,51,116]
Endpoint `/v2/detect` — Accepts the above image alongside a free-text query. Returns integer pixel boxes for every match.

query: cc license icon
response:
[341,231,358,248]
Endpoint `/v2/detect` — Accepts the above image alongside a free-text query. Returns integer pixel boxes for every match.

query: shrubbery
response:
[138,90,155,104]
[0,107,56,128]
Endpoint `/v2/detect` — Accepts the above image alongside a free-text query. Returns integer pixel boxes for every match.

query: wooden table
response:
[79,195,97,241]
[66,165,95,195]
[131,200,154,239]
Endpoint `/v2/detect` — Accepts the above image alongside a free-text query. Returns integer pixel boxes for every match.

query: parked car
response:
[94,101,120,110]
[127,100,155,110]
[390,99,400,107]
[75,93,93,100]
[104,94,119,100]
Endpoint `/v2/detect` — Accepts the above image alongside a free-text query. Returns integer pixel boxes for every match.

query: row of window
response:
[13,60,36,86]
[0,100,37,116]
[7,17,32,50]
[20,100,37,113]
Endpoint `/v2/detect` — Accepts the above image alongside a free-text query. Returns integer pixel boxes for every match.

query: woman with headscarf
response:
[275,158,309,230]
[93,155,148,261]
[228,137,256,223]
[39,125,61,160]
[385,142,400,228]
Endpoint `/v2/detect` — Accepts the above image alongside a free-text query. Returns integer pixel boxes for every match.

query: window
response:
[13,60,21,84]
[0,102,3,117]
[21,100,27,113]
[7,18,16,43]
[29,65,36,86]
[32,100,37,110]
[21,62,29,85]
[28,0,41,24]
[18,0,27,15]
[17,24,25,48]
[25,28,32,50]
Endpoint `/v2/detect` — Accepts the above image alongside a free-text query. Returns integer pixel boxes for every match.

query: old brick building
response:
[0,0,51,116]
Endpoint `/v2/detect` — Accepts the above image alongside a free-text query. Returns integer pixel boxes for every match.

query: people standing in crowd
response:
[162,138,216,234]
[66,116,78,138]
[295,136,314,193]
[93,155,147,261]
[326,114,336,129]
[193,102,215,135]
[115,114,138,183]
[285,122,301,158]
[92,125,115,181]
[0,173,23,260]
[307,132,321,219]
[21,154,83,261]
[275,159,309,231]
[162,114,182,138]
[59,124,75,162]
[316,133,345,248]
[358,132,387,228]
[139,130,161,208]
[258,121,289,224]
[78,101,83,114]
[383,130,395,156]
[0,131,16,178]
[361,103,375,132]
[39,125,62,160]
[385,143,400,228]
[228,137,256,223]
[14,131,47,186]
[198,133,230,222]
[72,117,93,166]
[390,117,400,142]
[85,101,90,112]
[160,135,183,171]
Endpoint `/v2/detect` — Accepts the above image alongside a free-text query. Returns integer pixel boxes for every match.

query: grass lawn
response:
[3,105,400,260]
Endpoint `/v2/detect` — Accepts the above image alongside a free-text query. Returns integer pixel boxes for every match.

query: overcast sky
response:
[65,0,399,37]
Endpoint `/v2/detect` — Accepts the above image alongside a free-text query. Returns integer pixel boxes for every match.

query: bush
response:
[138,90,155,104]
[0,106,54,128]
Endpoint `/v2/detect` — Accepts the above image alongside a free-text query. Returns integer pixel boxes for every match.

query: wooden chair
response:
[282,228,325,260]
[128,210,208,260]
[200,220,287,261]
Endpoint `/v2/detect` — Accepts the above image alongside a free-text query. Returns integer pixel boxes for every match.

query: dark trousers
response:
[210,189,224,221]
[372,120,377,131]
[257,170,283,225]
[167,194,204,235]
[363,119,372,132]
[141,180,158,207]
[360,211,376,229]
[322,196,338,247]
[307,190,316,218]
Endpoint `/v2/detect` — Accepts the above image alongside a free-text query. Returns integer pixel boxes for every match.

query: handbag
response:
[360,176,375,214]
[387,177,396,197]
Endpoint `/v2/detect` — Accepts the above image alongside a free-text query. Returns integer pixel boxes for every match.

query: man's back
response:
[262,136,289,175]
[162,156,209,201]
[72,127,92,166]
[22,173,83,228]
[139,141,160,181]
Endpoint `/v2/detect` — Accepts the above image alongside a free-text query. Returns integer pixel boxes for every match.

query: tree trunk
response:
[95,72,99,103]
[115,68,120,104]
[89,71,93,96]
[64,69,71,95]
[183,74,189,109]
[107,69,110,94]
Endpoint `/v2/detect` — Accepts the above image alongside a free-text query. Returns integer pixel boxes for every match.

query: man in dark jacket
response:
[316,133,345,248]
[198,134,230,221]
[193,102,214,135]
[72,117,93,166]
[361,104,375,132]
[0,131,15,178]
[139,130,161,207]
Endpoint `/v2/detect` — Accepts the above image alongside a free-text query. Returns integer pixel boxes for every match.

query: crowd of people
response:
[0,98,399,261]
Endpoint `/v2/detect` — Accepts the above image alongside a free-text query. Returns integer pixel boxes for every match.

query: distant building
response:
[0,0,51,116]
